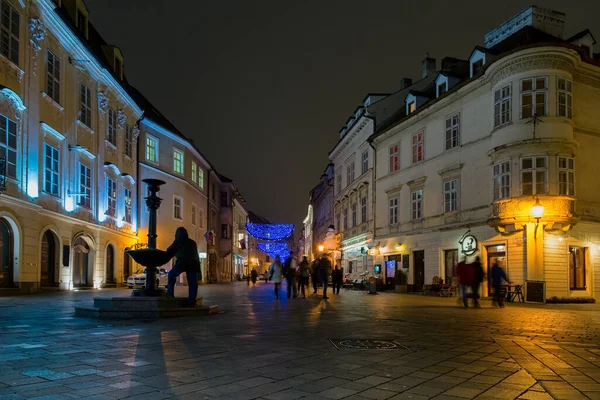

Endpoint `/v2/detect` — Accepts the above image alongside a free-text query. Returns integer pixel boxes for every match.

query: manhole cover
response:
[329,339,409,351]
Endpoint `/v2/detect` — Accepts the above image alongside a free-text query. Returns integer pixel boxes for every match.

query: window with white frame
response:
[443,179,459,213]
[106,178,117,217]
[411,189,423,220]
[173,149,184,174]
[343,207,348,230]
[351,203,357,227]
[145,135,158,163]
[346,162,355,185]
[412,132,423,164]
[198,208,204,228]
[79,83,91,127]
[198,168,204,189]
[336,174,341,194]
[520,77,547,119]
[0,113,17,178]
[124,124,133,158]
[558,157,575,196]
[44,143,59,195]
[493,161,511,200]
[191,204,197,225]
[46,50,60,104]
[191,161,197,184]
[107,108,117,145]
[173,196,182,220]
[389,144,399,173]
[494,84,511,127]
[361,196,367,223]
[124,188,132,223]
[361,150,368,174]
[521,156,547,195]
[445,114,460,150]
[0,1,20,65]
[389,197,398,225]
[79,163,91,208]
[557,78,573,118]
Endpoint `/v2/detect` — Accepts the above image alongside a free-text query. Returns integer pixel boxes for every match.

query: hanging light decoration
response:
[246,223,294,241]
[257,242,288,253]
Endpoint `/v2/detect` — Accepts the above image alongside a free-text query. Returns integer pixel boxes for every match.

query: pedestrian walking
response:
[298,256,311,298]
[332,265,342,294]
[311,258,319,294]
[165,227,201,307]
[318,254,332,299]
[456,257,471,308]
[250,268,258,286]
[471,256,484,308]
[283,252,298,298]
[491,261,508,308]
[268,256,283,299]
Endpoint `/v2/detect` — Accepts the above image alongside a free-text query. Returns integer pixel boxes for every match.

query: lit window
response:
[569,246,586,290]
[107,108,117,145]
[412,132,423,164]
[192,204,196,225]
[106,178,117,217]
[443,179,459,213]
[124,188,132,223]
[173,149,184,174]
[361,150,368,174]
[44,143,59,195]
[145,135,158,163]
[493,161,511,200]
[411,190,423,220]
[191,161,197,184]
[558,157,575,196]
[408,101,416,113]
[361,196,367,223]
[1,1,20,65]
[198,168,204,189]
[494,85,512,127]
[0,113,17,178]
[521,156,547,195]
[557,78,573,119]
[351,203,357,227]
[79,83,91,127]
[445,114,460,150]
[389,144,399,173]
[173,196,182,220]
[46,50,60,104]
[124,124,133,158]
[521,77,547,119]
[389,197,398,225]
[79,163,91,208]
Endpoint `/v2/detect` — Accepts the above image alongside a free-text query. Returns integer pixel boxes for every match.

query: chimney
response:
[399,78,413,89]
[421,54,436,78]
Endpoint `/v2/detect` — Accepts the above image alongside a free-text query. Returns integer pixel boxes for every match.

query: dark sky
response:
[86,0,599,229]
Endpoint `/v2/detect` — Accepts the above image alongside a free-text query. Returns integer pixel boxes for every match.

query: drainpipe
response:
[206,168,213,283]
[366,115,377,275]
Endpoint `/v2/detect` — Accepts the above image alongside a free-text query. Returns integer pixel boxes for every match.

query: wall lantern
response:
[531,196,544,238]
[395,243,403,252]
[317,245,325,252]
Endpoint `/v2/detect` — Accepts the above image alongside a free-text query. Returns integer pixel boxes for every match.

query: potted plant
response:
[394,269,408,293]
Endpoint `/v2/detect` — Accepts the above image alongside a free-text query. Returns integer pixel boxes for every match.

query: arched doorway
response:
[41,230,59,287]
[0,218,14,288]
[105,244,115,286]
[123,248,132,284]
[72,237,92,287]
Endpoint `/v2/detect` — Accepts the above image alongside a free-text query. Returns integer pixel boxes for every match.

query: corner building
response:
[372,7,600,300]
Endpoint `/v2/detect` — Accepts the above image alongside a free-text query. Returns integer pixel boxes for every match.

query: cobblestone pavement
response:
[2,283,600,400]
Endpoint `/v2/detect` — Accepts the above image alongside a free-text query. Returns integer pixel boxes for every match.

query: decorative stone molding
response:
[28,18,45,76]
[489,196,578,233]
[131,126,140,142]
[104,140,117,157]
[438,163,463,178]
[117,109,126,129]
[491,54,575,86]
[97,89,109,114]
[407,176,427,189]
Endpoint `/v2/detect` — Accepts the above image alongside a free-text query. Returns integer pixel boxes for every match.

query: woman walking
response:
[268,256,284,299]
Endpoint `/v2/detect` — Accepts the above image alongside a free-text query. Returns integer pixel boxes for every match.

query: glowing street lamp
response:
[317,245,325,252]
[531,196,544,238]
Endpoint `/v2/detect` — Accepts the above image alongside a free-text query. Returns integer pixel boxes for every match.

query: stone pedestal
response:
[75,296,219,319]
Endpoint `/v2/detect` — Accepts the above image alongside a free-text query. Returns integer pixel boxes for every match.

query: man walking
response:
[332,265,343,295]
[166,227,201,307]
[456,257,471,308]
[284,252,298,299]
[491,261,508,308]
[298,255,310,298]
[318,254,332,299]
[471,256,484,308]
[311,258,319,294]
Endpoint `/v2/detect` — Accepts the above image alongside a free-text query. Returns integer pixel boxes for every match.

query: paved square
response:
[2,283,600,399]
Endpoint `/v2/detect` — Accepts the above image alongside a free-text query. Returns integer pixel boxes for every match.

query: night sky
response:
[86,0,599,230]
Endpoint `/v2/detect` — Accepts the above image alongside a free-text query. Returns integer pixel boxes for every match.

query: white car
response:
[127,268,169,288]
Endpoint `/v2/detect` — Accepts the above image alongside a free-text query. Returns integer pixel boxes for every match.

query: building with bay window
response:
[371,6,600,300]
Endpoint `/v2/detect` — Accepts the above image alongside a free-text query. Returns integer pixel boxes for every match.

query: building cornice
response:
[329,116,373,160]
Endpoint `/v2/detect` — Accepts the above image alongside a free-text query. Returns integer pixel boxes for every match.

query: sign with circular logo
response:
[460,235,478,255]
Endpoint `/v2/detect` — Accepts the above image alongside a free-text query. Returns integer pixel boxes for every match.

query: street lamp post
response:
[531,197,545,239]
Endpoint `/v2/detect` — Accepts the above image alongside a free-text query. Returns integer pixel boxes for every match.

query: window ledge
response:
[0,54,24,80]
[104,139,117,149]
[491,121,513,134]
[76,119,95,134]
[41,92,64,111]
[42,191,61,199]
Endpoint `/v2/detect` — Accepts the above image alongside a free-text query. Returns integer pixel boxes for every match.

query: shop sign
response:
[460,233,478,256]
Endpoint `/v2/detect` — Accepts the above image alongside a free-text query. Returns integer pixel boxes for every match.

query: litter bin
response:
[368,277,377,294]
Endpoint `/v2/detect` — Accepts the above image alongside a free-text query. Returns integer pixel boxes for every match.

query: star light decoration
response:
[246,223,294,241]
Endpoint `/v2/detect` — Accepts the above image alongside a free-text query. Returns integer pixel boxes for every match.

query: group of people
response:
[267,252,343,300]
[456,256,508,308]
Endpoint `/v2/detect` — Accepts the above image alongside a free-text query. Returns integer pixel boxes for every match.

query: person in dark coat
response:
[298,256,311,298]
[250,268,258,286]
[471,256,484,308]
[456,257,471,308]
[166,227,201,306]
[491,262,508,308]
[318,254,332,299]
[310,259,319,294]
[331,265,343,295]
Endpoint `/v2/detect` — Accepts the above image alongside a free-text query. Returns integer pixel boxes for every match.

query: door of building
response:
[0,219,13,288]
[73,238,91,287]
[41,230,58,287]
[486,245,506,296]
[413,250,425,289]
[123,249,132,284]
[444,249,458,285]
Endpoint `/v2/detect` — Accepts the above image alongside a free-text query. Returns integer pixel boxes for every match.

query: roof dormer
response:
[346,116,355,129]
[102,45,124,80]
[339,127,347,139]
[568,29,597,59]
[75,0,89,39]
[469,47,487,77]
[354,106,364,120]
[405,91,429,114]
[435,74,448,98]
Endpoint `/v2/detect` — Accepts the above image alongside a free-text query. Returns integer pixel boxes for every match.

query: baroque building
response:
[371,6,600,300]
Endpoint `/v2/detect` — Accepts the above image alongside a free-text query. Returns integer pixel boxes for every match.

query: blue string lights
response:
[257,242,288,253]
[246,223,294,241]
